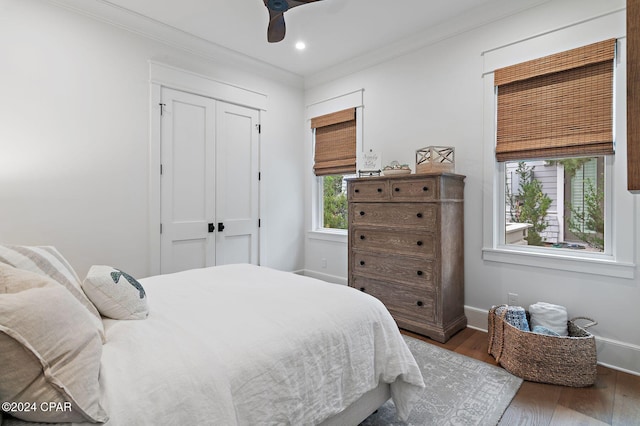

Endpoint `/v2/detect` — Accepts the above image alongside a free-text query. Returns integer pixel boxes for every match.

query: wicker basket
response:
[488,305,598,387]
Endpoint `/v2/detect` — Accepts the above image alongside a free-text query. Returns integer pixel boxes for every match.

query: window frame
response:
[495,157,613,256]
[481,34,635,280]
[502,157,609,253]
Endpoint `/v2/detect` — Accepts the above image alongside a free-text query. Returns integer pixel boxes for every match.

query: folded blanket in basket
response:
[532,325,560,336]
[495,305,529,331]
[529,302,568,336]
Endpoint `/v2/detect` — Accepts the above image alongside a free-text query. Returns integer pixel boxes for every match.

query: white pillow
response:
[0,245,105,341]
[529,302,569,336]
[82,265,149,320]
[0,266,107,423]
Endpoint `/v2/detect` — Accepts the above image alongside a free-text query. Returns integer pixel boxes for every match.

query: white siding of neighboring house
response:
[569,158,599,235]
[535,161,560,244]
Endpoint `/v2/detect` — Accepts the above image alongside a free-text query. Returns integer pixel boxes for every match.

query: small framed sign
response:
[358,149,381,173]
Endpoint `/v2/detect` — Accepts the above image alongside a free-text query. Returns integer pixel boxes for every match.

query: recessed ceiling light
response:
[295,41,306,50]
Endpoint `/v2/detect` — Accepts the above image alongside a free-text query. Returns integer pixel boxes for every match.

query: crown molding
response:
[44,0,304,89]
[43,0,557,91]
[304,0,552,89]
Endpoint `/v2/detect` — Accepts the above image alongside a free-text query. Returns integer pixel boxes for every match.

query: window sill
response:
[307,229,348,243]
[482,247,635,279]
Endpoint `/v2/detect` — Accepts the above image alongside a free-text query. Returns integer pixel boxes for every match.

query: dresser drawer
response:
[390,178,436,201]
[352,250,435,289]
[351,203,437,229]
[349,180,388,201]
[352,276,436,323]
[352,228,436,258]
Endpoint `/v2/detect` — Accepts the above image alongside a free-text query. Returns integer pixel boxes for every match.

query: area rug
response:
[360,335,523,426]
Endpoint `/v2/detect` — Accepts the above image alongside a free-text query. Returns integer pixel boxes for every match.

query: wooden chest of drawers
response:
[347,173,466,343]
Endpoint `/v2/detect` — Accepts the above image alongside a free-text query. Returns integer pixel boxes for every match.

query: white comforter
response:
[86,265,424,425]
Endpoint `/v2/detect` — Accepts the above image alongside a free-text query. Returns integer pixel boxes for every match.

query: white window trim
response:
[307,228,348,243]
[481,17,636,280]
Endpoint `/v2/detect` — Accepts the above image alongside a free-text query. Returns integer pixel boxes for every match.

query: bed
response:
[0,246,425,426]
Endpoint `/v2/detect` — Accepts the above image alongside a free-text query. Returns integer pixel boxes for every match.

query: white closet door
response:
[160,89,260,273]
[215,102,260,265]
[160,88,216,274]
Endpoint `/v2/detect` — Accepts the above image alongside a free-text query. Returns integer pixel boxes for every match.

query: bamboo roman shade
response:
[311,108,356,176]
[494,38,616,162]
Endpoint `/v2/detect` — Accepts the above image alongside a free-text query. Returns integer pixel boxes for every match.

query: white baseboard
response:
[465,305,640,377]
[465,306,490,331]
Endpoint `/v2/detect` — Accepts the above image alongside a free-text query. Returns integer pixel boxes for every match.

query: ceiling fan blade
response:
[263,0,322,43]
[267,9,286,43]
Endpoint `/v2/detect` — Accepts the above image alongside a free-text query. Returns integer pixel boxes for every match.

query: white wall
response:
[304,0,640,374]
[0,0,306,278]
[2,0,638,375]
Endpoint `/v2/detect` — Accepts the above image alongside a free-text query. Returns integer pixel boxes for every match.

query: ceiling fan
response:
[263,0,323,43]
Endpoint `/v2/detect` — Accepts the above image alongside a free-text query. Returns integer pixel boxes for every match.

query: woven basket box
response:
[487,305,597,387]
[415,146,455,174]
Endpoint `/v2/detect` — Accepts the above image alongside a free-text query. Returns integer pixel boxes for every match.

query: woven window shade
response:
[311,108,356,176]
[495,38,616,162]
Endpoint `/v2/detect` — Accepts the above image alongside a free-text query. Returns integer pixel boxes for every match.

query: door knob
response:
[218,222,225,232]
[208,223,215,233]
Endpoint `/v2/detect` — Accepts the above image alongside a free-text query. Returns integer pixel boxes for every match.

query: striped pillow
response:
[0,245,105,341]
[0,266,108,423]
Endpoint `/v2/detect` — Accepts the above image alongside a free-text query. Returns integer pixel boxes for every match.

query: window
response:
[504,157,605,252]
[318,174,355,230]
[482,24,634,279]
[310,108,357,231]
[493,39,615,256]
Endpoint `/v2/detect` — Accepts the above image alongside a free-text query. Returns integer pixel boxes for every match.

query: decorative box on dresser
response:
[347,173,466,343]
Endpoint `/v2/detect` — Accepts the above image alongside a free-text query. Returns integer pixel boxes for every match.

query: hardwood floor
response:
[401,328,640,425]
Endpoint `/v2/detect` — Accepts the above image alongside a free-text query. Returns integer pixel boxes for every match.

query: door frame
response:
[149,61,267,276]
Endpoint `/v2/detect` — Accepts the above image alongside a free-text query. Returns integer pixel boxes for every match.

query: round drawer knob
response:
[360,287,366,292]
[423,186,429,192]
[359,211,365,216]
[355,189,360,193]
[417,213,423,218]
[416,301,424,307]
[417,270,423,276]
[394,187,400,192]
[360,235,366,240]
[360,260,365,266]
[377,188,382,192]
[417,240,423,246]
